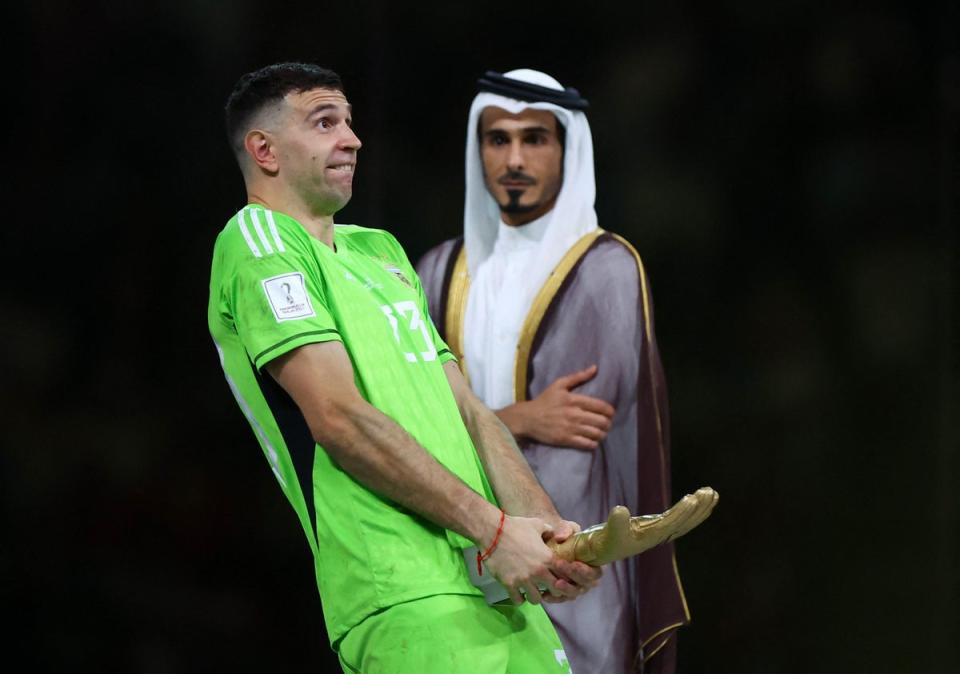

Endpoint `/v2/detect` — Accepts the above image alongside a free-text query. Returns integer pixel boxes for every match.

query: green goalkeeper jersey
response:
[208,204,494,645]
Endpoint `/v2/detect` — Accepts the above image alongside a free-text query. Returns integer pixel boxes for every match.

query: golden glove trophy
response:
[549,487,719,565]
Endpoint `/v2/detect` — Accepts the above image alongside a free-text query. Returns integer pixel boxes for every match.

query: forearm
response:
[461,398,559,522]
[315,399,501,546]
[493,402,531,440]
[493,364,616,451]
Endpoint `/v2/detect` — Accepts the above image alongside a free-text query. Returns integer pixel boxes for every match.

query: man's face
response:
[479,107,563,226]
[272,87,361,214]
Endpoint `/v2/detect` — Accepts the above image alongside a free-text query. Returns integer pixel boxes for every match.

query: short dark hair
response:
[224,62,344,160]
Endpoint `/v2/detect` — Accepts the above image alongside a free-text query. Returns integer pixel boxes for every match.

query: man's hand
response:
[480,515,594,605]
[497,365,616,450]
[541,519,603,604]
[483,516,603,605]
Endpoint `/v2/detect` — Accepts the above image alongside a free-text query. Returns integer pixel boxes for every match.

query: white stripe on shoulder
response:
[264,210,286,252]
[249,209,275,255]
[237,210,263,258]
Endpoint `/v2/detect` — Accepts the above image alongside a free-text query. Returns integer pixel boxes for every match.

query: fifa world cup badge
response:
[385,264,414,288]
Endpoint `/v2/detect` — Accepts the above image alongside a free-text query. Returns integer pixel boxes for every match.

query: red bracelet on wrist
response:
[477,509,506,576]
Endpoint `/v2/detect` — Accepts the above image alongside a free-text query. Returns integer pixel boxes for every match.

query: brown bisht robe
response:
[416,231,689,674]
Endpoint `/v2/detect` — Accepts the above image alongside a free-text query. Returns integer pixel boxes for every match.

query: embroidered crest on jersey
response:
[385,265,413,288]
[261,272,316,322]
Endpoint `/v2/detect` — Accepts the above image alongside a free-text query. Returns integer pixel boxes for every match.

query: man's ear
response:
[245,129,279,174]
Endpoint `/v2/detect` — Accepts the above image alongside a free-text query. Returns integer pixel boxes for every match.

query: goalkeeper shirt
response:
[207,204,493,644]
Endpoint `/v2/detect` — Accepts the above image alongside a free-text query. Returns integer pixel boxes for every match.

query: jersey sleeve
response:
[224,233,342,371]
[420,280,456,366]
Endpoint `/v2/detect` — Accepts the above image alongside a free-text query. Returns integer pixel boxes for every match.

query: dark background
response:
[5,0,957,671]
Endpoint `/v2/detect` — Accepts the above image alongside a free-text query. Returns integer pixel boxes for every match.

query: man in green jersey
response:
[208,62,601,673]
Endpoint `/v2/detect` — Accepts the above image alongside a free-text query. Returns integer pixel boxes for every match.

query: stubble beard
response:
[307,182,352,216]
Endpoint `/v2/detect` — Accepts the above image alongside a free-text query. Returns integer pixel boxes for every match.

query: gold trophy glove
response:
[548,487,719,566]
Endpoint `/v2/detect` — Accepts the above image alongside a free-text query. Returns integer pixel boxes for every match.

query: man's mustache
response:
[498,171,535,185]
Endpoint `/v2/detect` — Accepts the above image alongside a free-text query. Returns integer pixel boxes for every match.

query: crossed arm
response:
[496,364,616,450]
[265,341,600,604]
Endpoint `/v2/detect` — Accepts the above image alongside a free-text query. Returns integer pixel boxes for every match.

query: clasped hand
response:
[483,515,602,605]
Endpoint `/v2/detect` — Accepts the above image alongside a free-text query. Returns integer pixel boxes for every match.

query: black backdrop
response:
[5,1,957,671]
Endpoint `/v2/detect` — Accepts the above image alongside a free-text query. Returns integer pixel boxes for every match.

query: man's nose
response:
[507,139,524,170]
[340,125,362,151]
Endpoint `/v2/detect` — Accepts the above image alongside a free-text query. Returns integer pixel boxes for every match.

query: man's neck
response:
[496,210,550,247]
[246,186,336,250]
[500,210,539,227]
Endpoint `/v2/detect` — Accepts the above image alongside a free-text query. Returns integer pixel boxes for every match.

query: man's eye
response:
[318,118,333,129]
[525,134,546,145]
[490,136,508,146]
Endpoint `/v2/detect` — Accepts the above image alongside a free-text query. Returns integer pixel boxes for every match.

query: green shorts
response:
[337,593,572,673]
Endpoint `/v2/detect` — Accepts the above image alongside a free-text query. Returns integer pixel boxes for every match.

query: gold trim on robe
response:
[610,232,692,636]
[514,230,606,402]
[445,244,470,381]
